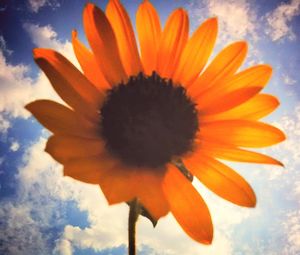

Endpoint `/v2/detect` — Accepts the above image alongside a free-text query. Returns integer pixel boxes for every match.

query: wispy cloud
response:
[0,114,10,133]
[264,0,300,41]
[283,74,297,85]
[0,35,13,56]
[10,141,20,152]
[0,202,48,255]
[282,210,300,254]
[27,0,60,13]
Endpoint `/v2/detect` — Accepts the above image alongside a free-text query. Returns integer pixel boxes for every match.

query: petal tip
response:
[32,48,43,59]
[24,101,35,112]
[84,2,96,15]
[202,235,213,245]
[278,129,287,143]
[72,29,78,38]
[178,7,187,15]
[208,17,218,26]
[247,194,257,208]
[237,41,248,50]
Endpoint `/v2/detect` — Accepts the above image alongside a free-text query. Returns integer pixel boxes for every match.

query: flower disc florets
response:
[100,72,199,168]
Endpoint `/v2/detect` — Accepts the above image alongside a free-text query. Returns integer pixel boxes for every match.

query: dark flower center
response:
[100,72,199,169]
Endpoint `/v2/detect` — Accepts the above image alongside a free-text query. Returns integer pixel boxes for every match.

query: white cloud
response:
[0,202,47,255]
[271,105,300,177]
[265,0,300,41]
[282,210,300,254]
[0,35,13,56]
[23,23,77,64]
[0,49,58,119]
[53,239,73,255]
[28,0,46,12]
[0,114,10,133]
[27,0,60,13]
[283,74,297,85]
[188,0,258,42]
[10,141,20,152]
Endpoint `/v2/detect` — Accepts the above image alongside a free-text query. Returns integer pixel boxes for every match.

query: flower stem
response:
[128,199,140,255]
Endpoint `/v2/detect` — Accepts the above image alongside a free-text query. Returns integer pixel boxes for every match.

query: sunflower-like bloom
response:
[26,0,285,244]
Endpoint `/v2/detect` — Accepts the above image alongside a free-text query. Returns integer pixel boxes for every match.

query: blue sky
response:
[0,0,300,254]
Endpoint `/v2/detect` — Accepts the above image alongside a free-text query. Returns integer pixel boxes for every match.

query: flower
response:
[25,0,285,245]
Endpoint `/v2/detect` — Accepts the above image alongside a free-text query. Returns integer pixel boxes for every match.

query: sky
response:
[0,0,300,254]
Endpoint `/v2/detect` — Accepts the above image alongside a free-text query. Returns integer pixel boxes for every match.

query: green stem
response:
[128,199,140,255]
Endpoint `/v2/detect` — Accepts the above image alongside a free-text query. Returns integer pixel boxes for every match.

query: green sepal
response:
[126,201,157,227]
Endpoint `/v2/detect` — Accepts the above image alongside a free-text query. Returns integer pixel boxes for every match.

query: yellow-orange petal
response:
[106,0,142,76]
[173,18,218,86]
[201,94,280,122]
[64,155,117,184]
[198,65,272,106]
[25,100,98,138]
[45,135,105,163]
[33,48,103,119]
[197,141,283,166]
[136,0,162,75]
[135,170,169,220]
[72,30,110,91]
[83,3,127,85]
[188,41,248,98]
[157,8,189,79]
[199,120,286,148]
[99,166,169,219]
[184,155,256,207]
[163,164,213,244]
[198,86,262,115]
[99,167,137,204]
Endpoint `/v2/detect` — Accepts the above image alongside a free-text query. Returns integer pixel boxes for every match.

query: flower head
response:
[26,0,285,244]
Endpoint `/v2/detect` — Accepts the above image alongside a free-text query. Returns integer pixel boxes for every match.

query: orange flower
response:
[26,0,285,244]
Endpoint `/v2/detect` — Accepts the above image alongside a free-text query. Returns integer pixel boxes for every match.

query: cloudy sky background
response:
[0,0,300,254]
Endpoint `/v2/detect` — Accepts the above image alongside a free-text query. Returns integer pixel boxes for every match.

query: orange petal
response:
[106,0,142,76]
[99,166,138,204]
[184,155,256,207]
[173,18,218,86]
[99,166,169,219]
[198,65,272,106]
[136,0,162,75]
[33,48,103,119]
[135,170,169,220]
[25,100,98,138]
[163,164,213,244]
[64,155,117,184]
[198,86,262,115]
[72,30,110,91]
[157,8,189,79]
[199,120,286,148]
[83,3,127,85]
[188,41,248,98]
[201,94,280,122]
[45,135,105,163]
[197,141,283,166]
